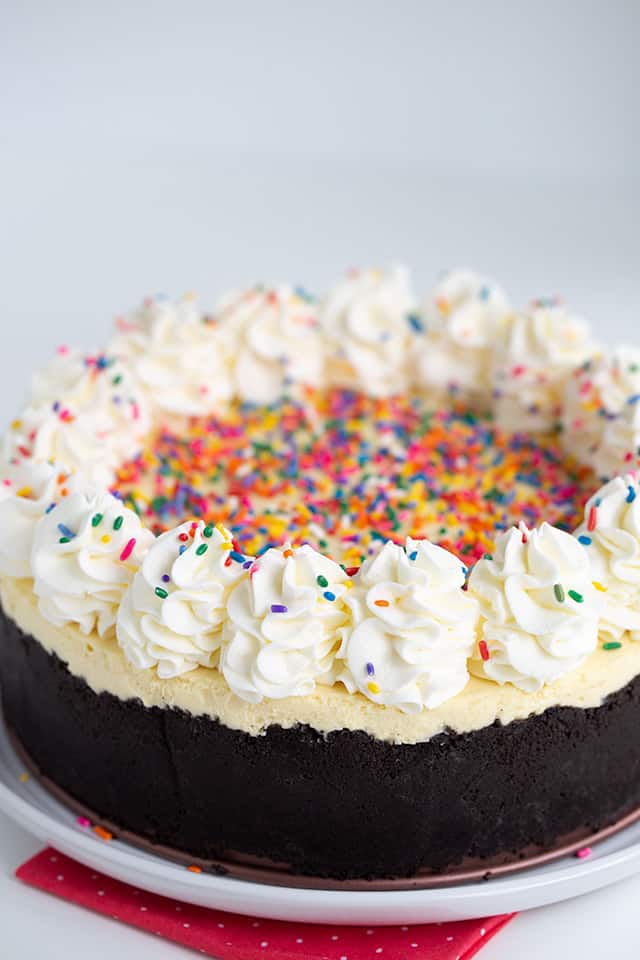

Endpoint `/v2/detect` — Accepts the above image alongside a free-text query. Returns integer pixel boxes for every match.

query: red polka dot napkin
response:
[16,848,514,959]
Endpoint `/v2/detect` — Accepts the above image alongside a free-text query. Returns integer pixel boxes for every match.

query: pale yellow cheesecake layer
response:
[3,575,640,745]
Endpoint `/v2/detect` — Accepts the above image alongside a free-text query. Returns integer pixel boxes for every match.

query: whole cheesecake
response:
[2,267,640,885]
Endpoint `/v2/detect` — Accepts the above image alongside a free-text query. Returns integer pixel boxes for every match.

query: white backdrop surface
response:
[0,1,639,956]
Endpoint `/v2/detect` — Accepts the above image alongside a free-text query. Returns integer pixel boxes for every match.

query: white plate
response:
[1,716,640,925]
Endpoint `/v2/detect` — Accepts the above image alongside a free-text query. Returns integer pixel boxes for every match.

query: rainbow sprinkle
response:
[114,390,596,566]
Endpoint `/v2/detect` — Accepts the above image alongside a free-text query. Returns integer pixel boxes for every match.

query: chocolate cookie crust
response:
[2,607,640,881]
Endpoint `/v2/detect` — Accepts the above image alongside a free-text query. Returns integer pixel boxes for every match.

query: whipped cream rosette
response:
[29,346,150,464]
[220,544,350,703]
[338,538,478,711]
[0,460,77,578]
[414,269,511,404]
[492,301,596,433]
[322,266,416,397]
[32,490,153,638]
[117,520,248,678]
[213,284,324,404]
[468,521,601,691]
[592,398,640,480]
[110,295,233,416]
[574,475,640,642]
[1,406,115,490]
[3,348,149,489]
[562,347,640,471]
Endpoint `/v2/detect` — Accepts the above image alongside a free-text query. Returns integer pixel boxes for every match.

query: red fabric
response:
[16,848,514,959]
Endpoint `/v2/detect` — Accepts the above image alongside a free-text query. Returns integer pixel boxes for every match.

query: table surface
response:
[1,809,638,958]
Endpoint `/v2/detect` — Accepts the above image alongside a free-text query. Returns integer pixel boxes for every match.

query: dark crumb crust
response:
[2,607,640,881]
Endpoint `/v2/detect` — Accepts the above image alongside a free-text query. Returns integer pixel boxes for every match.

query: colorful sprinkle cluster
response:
[113,390,596,567]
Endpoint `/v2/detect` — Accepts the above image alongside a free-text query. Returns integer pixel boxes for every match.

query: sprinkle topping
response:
[114,392,594,567]
[119,538,136,562]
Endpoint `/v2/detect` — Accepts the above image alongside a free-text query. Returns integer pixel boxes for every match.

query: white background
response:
[1,1,639,955]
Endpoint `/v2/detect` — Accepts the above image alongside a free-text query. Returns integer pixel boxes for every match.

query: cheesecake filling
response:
[4,575,640,745]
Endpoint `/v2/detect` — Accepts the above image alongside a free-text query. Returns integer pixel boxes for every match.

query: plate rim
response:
[3,769,640,908]
[2,721,640,922]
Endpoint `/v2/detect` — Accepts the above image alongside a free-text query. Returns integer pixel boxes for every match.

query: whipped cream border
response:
[2,266,640,716]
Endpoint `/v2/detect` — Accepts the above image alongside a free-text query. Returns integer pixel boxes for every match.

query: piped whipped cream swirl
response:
[339,538,478,711]
[110,295,233,416]
[563,347,640,474]
[0,460,75,578]
[468,522,601,691]
[322,266,416,397]
[414,269,511,400]
[30,346,149,463]
[117,520,249,678]
[592,399,640,480]
[220,544,350,702]
[32,491,153,638]
[1,407,113,490]
[213,285,324,404]
[492,301,595,432]
[4,348,149,488]
[574,475,640,641]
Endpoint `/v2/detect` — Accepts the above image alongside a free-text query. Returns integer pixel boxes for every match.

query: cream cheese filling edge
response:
[3,576,640,746]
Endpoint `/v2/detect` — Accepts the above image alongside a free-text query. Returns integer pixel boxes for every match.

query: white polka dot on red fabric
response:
[27,850,501,960]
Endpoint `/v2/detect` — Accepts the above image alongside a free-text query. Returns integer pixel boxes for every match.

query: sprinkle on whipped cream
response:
[574,475,640,643]
[32,490,154,638]
[468,522,601,691]
[338,538,478,711]
[116,520,248,678]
